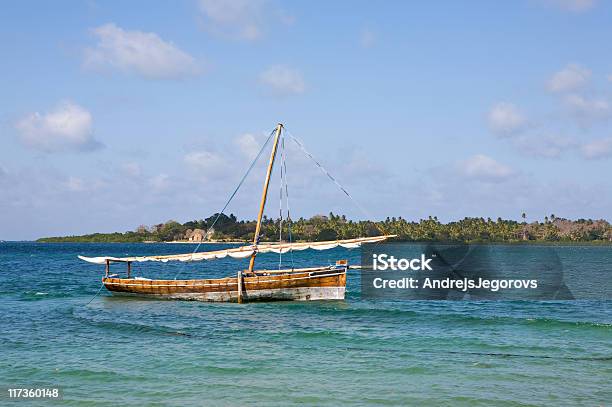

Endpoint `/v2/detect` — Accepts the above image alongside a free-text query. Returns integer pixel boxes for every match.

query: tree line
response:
[37,213,612,243]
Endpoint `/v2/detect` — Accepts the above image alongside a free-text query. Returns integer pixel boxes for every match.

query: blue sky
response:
[1,0,611,240]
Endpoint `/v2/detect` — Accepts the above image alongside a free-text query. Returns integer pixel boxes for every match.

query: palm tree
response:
[521,213,528,240]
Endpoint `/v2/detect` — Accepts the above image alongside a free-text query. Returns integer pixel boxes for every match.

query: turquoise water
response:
[1,242,610,406]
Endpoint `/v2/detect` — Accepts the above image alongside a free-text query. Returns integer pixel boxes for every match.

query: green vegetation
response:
[37,213,612,243]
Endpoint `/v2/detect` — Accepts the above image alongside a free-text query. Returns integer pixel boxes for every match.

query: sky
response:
[1,0,611,240]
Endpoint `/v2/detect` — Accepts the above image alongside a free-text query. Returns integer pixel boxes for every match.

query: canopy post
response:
[248,123,283,274]
[127,262,131,278]
[237,270,244,303]
[105,259,110,277]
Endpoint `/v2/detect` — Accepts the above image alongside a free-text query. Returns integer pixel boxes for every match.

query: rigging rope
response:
[173,128,276,280]
[282,135,295,268]
[85,281,105,305]
[277,133,294,270]
[278,135,283,269]
[173,124,386,280]
[278,134,284,269]
[283,127,389,237]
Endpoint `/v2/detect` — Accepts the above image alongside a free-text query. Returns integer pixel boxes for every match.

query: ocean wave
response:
[18,291,73,301]
[70,308,197,338]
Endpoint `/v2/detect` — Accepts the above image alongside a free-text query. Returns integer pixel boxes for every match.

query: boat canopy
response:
[78,235,395,264]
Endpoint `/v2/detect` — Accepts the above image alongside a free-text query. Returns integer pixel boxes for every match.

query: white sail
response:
[77,235,395,264]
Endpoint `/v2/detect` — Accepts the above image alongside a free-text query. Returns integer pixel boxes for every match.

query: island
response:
[37,213,612,244]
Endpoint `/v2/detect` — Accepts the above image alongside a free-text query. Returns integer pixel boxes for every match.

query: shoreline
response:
[27,239,612,246]
[165,240,247,244]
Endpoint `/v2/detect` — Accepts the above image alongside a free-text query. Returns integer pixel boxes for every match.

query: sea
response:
[0,242,610,406]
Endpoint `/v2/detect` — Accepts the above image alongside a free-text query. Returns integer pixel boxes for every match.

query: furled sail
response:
[77,235,395,264]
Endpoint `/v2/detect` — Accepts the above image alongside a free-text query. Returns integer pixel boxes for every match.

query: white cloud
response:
[84,23,200,79]
[514,134,576,158]
[547,64,591,93]
[67,175,107,192]
[184,150,228,176]
[564,94,611,120]
[198,0,262,40]
[360,28,376,48]
[148,174,170,191]
[198,0,292,41]
[541,0,596,12]
[234,133,261,159]
[15,101,102,153]
[457,154,514,182]
[488,103,527,136]
[487,64,612,159]
[581,137,612,159]
[259,65,305,96]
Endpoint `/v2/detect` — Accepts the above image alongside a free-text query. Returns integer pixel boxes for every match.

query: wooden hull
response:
[102,266,347,302]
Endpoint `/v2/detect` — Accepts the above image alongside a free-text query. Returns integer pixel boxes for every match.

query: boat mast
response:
[247,123,283,274]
